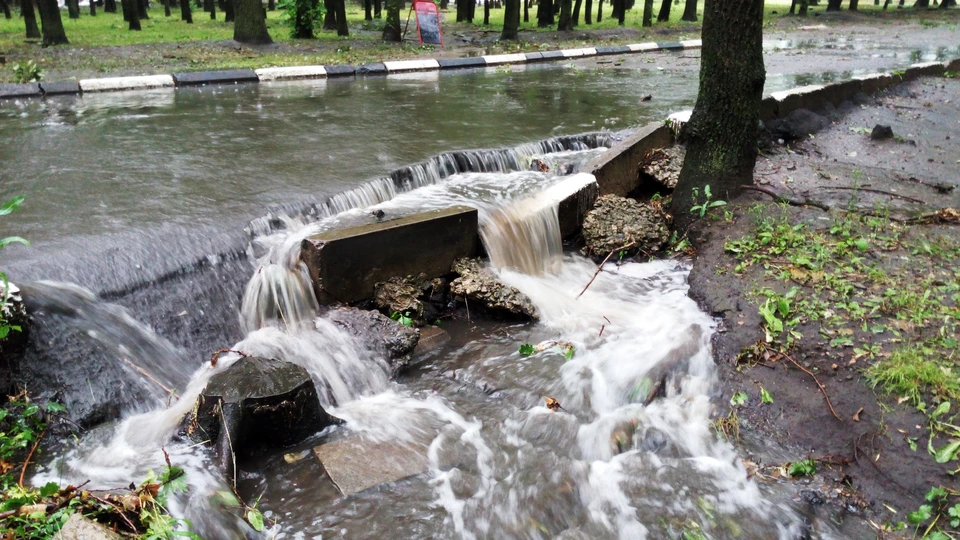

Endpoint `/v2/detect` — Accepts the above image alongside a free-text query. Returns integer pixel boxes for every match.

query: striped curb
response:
[0,39,954,102]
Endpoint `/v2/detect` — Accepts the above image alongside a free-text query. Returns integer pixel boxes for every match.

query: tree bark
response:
[501,0,519,37]
[826,0,841,9]
[104,0,116,12]
[234,0,270,41]
[467,0,474,21]
[268,0,274,8]
[456,0,466,20]
[641,0,651,25]
[799,0,808,15]
[595,0,601,20]
[223,0,233,21]
[164,0,171,14]
[680,0,695,19]
[137,0,148,18]
[584,0,591,21]
[848,0,858,9]
[335,0,347,34]
[913,0,928,6]
[382,0,400,39]
[523,0,528,20]
[1,0,10,19]
[22,0,42,38]
[121,0,142,26]
[671,0,765,231]
[537,0,553,26]
[90,0,97,15]
[656,0,669,20]
[323,0,336,28]
[618,0,625,22]
[789,0,796,12]
[180,0,192,22]
[206,0,215,18]
[66,0,79,18]
[292,0,312,36]
[36,0,69,42]
[374,0,381,16]
[484,0,489,23]
[940,0,955,9]
[571,0,581,23]
[556,0,571,28]
[364,0,371,19]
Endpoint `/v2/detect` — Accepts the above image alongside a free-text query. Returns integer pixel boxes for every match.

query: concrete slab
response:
[437,57,486,70]
[657,41,683,50]
[561,47,596,57]
[539,50,565,60]
[627,42,659,52]
[255,65,327,81]
[523,52,546,62]
[585,122,673,196]
[771,84,827,116]
[595,45,631,55]
[172,69,258,86]
[482,53,527,65]
[79,74,174,92]
[39,80,81,95]
[301,206,480,304]
[323,64,357,77]
[905,61,945,80]
[356,62,387,76]
[854,72,896,95]
[314,438,429,495]
[679,39,703,49]
[0,83,42,99]
[384,59,440,72]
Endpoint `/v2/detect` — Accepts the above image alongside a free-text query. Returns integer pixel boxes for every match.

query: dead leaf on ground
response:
[852,407,864,422]
[545,397,562,412]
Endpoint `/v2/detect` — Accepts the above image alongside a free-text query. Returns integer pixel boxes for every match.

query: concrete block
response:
[585,122,673,197]
[437,57,487,69]
[627,42,659,52]
[904,61,945,80]
[0,83,42,99]
[679,39,702,49]
[561,47,597,57]
[172,69,257,86]
[770,84,826,116]
[255,65,327,81]
[39,80,81,96]
[538,50,565,60]
[301,206,480,304]
[595,45,631,55]
[79,74,175,93]
[657,41,684,51]
[823,78,863,106]
[483,53,527,65]
[322,65,357,77]
[553,174,600,238]
[356,63,387,76]
[855,72,896,95]
[384,59,441,72]
[524,52,546,62]
[314,438,429,495]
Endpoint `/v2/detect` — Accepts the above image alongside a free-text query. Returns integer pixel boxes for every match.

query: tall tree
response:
[1,0,10,19]
[180,0,192,22]
[164,0,171,15]
[323,0,336,28]
[364,0,372,20]
[595,0,601,20]
[680,0,695,19]
[483,0,490,23]
[66,0,80,18]
[641,0,651,25]
[121,0,142,27]
[137,0,148,18]
[571,0,582,24]
[913,0,929,6]
[382,0,400,39]
[656,0,669,20]
[584,0,591,21]
[523,0,529,20]
[335,0,348,34]
[557,0,571,28]
[849,0,858,9]
[537,0,553,25]
[90,0,97,16]
[104,0,117,12]
[22,0,42,39]
[374,0,381,16]
[826,0,841,9]
[206,0,215,19]
[502,0,519,37]
[234,0,271,42]
[35,0,69,43]
[671,0,765,231]
[456,0,467,20]
[619,0,626,22]
[291,0,312,36]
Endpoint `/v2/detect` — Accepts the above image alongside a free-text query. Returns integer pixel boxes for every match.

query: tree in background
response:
[641,0,652,25]
[557,0,572,29]
[656,0,670,21]
[181,0,193,22]
[234,0,272,42]
[382,0,401,39]
[22,0,42,39]
[35,0,70,44]
[681,0,696,20]
[501,0,520,38]
[671,0,765,231]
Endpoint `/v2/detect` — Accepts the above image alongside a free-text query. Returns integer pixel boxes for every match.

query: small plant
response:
[788,458,817,477]
[760,386,774,404]
[12,61,43,84]
[518,343,535,357]
[1,196,28,341]
[690,185,727,218]
[389,311,414,327]
[730,390,748,407]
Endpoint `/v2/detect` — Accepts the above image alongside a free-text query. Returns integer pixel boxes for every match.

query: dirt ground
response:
[684,76,960,537]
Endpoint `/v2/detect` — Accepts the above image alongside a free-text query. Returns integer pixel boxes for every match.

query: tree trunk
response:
[913,0,928,6]
[537,0,552,26]
[137,0,148,18]
[641,0,651,25]
[571,0,581,23]
[292,0,312,36]
[180,0,192,22]
[456,0,465,20]
[223,0,234,19]
[656,0,669,20]
[940,0,955,8]
[584,0,591,21]
[382,0,400,39]
[826,0,841,9]
[483,0,489,23]
[323,0,335,28]
[36,0,69,42]
[104,0,116,12]
[556,0,571,28]
[680,0,695,19]
[671,0,765,232]
[90,0,96,15]
[66,0,79,18]
[268,0,273,8]
[799,0,808,15]
[523,0,528,20]
[122,0,142,26]
[1,0,10,19]
[789,0,796,12]
[364,0,371,19]
[502,0,518,36]
[849,0,858,9]
[618,0,625,22]
[206,0,215,18]
[374,0,381,16]
[234,0,270,41]
[467,0,474,21]
[595,0,601,20]
[439,0,446,7]
[335,0,347,34]
[22,0,42,39]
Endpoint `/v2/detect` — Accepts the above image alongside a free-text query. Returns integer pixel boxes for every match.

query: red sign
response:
[413,0,443,46]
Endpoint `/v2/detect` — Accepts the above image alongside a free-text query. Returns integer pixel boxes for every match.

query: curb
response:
[0,39,703,100]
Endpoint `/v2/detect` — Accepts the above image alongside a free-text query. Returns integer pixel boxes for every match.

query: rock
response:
[870,124,894,140]
[413,325,450,357]
[0,281,29,353]
[640,146,685,190]
[373,273,447,326]
[55,513,122,540]
[326,307,420,374]
[580,195,670,257]
[313,437,429,495]
[767,109,829,140]
[190,357,342,484]
[449,258,539,320]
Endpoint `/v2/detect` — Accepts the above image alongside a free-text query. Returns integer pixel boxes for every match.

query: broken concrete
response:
[581,195,670,258]
[374,274,447,326]
[449,258,539,320]
[639,146,685,190]
[586,122,674,197]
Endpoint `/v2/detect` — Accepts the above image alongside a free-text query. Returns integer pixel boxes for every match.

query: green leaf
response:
[0,236,29,249]
[246,508,265,532]
[854,238,869,252]
[563,345,575,360]
[0,196,25,216]
[760,387,774,404]
[39,482,60,497]
[518,344,535,357]
[925,486,948,502]
[46,402,66,413]
[933,440,960,464]
[730,391,748,407]
[931,401,951,420]
[214,490,240,507]
[789,458,817,477]
[908,504,932,524]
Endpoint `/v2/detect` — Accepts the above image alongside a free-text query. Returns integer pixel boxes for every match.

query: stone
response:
[437,57,486,70]
[870,124,894,140]
[39,80,81,96]
[580,195,670,258]
[766,108,829,140]
[373,273,446,325]
[639,146,685,190]
[585,121,674,196]
[414,325,450,357]
[172,69,258,86]
[55,513,122,540]
[449,258,539,320]
[0,83,42,99]
[325,307,420,374]
[79,75,174,92]
[314,437,429,495]
[190,357,341,482]
[322,65,357,77]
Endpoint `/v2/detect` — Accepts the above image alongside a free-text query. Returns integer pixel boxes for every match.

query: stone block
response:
[585,122,673,197]
[679,39,702,49]
[255,65,327,81]
[356,62,387,76]
[323,65,357,77]
[482,53,527,65]
[627,42,659,52]
[55,514,122,540]
[0,83,41,99]
[656,41,683,51]
[855,72,896,95]
[39,80,81,95]
[384,59,440,72]
[770,84,827,116]
[595,45,631,55]
[79,75,174,92]
[437,57,486,69]
[523,52,546,62]
[172,69,258,86]
[904,61,945,80]
[301,206,480,304]
[538,50,565,60]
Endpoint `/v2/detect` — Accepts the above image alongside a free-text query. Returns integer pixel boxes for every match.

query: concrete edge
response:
[79,74,175,93]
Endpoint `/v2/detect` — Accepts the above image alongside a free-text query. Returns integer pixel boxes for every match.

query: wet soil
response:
[685,76,960,536]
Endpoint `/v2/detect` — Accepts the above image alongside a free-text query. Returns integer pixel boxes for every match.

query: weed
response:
[788,458,816,477]
[389,311,414,327]
[689,185,728,218]
[12,61,43,84]
[711,409,740,441]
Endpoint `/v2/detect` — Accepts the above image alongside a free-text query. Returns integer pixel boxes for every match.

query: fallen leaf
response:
[545,397,562,412]
[852,407,864,422]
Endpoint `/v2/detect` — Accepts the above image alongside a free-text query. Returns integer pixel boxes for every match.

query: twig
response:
[120,357,177,398]
[90,493,139,534]
[598,325,605,337]
[210,348,249,368]
[822,186,926,204]
[217,402,237,490]
[741,185,831,211]
[19,428,46,487]
[578,242,636,298]
[779,352,843,422]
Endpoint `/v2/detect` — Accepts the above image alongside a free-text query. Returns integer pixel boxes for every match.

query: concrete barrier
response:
[0,83,42,99]
[585,122,673,197]
[323,65,357,77]
[173,69,258,86]
[39,80,81,96]
[770,84,827,116]
[904,61,945,80]
[255,66,327,82]
[301,206,480,304]
[383,59,441,72]
[79,75,174,93]
[483,53,527,65]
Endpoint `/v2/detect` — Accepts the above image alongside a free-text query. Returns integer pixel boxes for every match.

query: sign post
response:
[402,0,443,47]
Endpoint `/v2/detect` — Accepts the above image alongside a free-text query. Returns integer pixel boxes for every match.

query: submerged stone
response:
[449,258,539,320]
[325,307,420,375]
[313,437,429,495]
[580,195,670,258]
